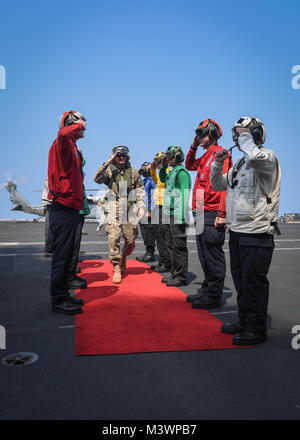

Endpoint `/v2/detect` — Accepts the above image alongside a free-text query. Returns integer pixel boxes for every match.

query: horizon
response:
[1,0,300,219]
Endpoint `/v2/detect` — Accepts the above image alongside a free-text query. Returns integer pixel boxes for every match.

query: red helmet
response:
[195,118,222,141]
[59,110,86,129]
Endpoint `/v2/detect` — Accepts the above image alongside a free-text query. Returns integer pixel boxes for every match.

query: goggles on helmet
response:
[165,150,175,161]
[153,152,164,165]
[138,162,151,177]
[234,117,253,128]
[195,126,210,139]
[113,146,129,157]
[195,118,222,141]
[65,111,86,126]
[165,145,184,164]
[60,110,86,128]
[72,111,86,121]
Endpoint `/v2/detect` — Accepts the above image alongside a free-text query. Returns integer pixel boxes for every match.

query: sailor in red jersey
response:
[185,119,230,309]
[48,111,86,315]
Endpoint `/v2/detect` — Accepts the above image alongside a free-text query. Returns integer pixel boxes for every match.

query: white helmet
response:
[232,116,266,145]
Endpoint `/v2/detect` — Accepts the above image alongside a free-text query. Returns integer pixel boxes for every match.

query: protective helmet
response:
[112,145,130,162]
[138,161,151,177]
[59,110,86,129]
[153,152,164,165]
[232,116,266,145]
[195,119,222,141]
[113,145,129,156]
[165,145,185,164]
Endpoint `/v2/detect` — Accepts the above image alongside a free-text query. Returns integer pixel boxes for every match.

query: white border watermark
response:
[0,325,6,349]
[98,183,205,235]
[291,65,300,90]
[0,65,6,90]
[291,325,300,350]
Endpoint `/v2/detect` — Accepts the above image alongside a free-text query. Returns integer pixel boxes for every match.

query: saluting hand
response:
[161,154,168,166]
[192,135,201,149]
[108,151,118,164]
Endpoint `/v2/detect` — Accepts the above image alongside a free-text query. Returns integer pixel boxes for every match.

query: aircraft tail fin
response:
[11,204,24,211]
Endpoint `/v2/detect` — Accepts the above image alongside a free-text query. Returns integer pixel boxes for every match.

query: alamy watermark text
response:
[291,65,300,90]
[0,325,6,349]
[0,65,6,90]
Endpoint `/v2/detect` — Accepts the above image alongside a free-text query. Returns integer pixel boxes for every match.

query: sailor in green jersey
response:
[159,145,191,287]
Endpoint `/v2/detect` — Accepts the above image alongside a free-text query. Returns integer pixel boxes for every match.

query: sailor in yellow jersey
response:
[150,152,172,273]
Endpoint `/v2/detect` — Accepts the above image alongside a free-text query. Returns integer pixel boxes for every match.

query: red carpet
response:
[75,260,241,356]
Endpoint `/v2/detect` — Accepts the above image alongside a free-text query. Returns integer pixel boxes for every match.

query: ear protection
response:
[251,123,265,145]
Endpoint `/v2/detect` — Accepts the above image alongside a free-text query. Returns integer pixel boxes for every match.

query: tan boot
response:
[112,264,122,284]
[120,256,126,274]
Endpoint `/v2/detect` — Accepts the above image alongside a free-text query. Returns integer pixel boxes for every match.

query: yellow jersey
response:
[150,167,172,206]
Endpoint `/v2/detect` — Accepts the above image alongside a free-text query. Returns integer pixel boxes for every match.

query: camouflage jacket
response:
[94,159,145,225]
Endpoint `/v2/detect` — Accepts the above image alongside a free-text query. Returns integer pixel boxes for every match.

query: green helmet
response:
[165,145,185,164]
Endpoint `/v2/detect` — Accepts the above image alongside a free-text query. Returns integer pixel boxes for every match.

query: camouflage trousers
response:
[105,222,138,265]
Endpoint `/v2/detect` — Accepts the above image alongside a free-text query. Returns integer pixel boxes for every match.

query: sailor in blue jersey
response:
[136,162,157,262]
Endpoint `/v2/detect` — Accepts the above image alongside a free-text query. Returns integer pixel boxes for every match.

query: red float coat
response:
[47,123,84,210]
[185,143,230,218]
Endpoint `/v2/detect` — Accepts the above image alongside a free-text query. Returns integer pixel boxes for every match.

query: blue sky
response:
[0,0,299,218]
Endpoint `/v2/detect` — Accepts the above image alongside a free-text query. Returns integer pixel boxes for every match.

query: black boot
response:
[166,278,186,287]
[191,294,221,309]
[69,296,85,306]
[136,252,155,262]
[221,322,244,335]
[186,287,209,303]
[51,298,82,315]
[154,265,172,273]
[161,275,174,284]
[233,331,267,346]
[68,276,87,290]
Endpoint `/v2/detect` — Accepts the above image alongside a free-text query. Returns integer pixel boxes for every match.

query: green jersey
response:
[159,164,191,223]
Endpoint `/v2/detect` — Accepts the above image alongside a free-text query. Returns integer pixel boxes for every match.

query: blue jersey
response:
[143,176,156,211]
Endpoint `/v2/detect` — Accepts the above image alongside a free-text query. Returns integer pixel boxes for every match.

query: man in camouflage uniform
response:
[94,146,145,283]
